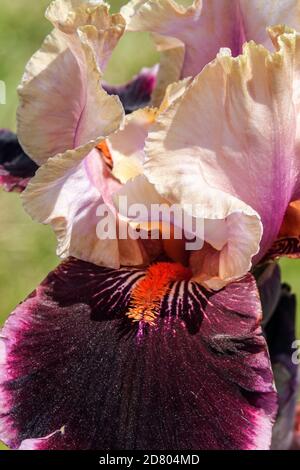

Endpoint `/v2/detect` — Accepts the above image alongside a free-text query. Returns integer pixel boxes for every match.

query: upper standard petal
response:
[144,27,300,286]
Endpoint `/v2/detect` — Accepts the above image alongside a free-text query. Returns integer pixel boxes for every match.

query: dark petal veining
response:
[0,258,276,450]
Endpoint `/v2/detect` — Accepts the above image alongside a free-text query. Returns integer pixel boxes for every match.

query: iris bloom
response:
[0,0,300,450]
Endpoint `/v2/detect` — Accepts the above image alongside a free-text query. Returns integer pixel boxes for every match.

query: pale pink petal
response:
[144,27,300,286]
[124,0,300,82]
[22,144,145,268]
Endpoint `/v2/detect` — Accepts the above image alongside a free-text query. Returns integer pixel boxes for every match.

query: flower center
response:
[128,262,192,325]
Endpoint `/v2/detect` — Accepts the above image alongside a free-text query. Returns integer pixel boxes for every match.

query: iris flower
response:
[0,0,300,450]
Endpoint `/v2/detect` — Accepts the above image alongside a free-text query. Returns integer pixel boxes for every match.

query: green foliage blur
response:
[0,0,299,451]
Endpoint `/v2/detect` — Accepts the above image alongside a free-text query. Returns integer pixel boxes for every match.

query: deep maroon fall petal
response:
[0,130,38,192]
[103,66,158,114]
[0,258,276,450]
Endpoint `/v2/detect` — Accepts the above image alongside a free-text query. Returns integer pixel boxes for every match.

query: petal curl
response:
[0,130,38,193]
[17,5,124,164]
[0,258,276,450]
[22,144,145,268]
[144,27,300,286]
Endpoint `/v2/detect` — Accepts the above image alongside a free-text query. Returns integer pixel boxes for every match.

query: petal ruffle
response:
[17,4,124,165]
[144,27,300,286]
[124,0,300,83]
[0,258,276,450]
[46,0,126,71]
[0,130,38,193]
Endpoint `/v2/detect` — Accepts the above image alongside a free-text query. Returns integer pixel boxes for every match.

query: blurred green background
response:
[0,0,299,451]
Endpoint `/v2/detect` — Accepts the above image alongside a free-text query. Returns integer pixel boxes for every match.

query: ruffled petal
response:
[144,27,300,286]
[17,5,124,164]
[0,130,38,193]
[22,144,145,268]
[0,258,276,450]
[46,0,126,71]
[124,0,300,82]
[104,66,158,114]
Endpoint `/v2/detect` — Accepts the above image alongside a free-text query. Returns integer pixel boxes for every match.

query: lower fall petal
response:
[0,258,276,450]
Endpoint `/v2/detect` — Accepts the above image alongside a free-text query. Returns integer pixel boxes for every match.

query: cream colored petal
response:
[22,144,145,268]
[17,29,124,165]
[46,0,126,70]
[108,108,157,184]
[150,42,185,107]
[158,76,192,113]
[144,28,300,285]
[106,79,190,184]
[46,0,108,33]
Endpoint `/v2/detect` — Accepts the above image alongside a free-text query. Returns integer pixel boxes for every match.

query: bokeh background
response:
[0,0,299,450]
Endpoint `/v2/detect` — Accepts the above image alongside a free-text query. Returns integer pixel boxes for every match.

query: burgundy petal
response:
[0,259,276,450]
[264,284,299,450]
[0,130,38,192]
[103,66,158,115]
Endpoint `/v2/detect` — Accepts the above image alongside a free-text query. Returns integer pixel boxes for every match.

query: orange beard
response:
[128,262,192,325]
